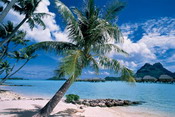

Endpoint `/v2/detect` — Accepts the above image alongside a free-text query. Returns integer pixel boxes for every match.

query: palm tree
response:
[0,50,37,84]
[0,60,11,77]
[0,60,10,74]
[26,0,134,116]
[0,0,49,47]
[0,21,27,60]
[0,0,18,23]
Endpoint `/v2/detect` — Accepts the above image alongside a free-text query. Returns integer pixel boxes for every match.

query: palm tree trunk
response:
[0,40,10,60]
[0,59,29,84]
[0,16,28,47]
[0,0,18,23]
[33,76,74,117]
[0,73,9,84]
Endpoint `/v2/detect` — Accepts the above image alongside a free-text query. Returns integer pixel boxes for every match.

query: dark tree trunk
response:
[33,76,74,117]
[0,0,18,23]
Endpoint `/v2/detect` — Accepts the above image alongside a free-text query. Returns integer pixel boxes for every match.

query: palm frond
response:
[121,67,135,82]
[0,21,14,38]
[33,16,46,29]
[55,0,83,43]
[72,7,87,25]
[55,50,83,81]
[99,56,121,73]
[24,41,77,55]
[55,0,75,23]
[103,0,125,21]
[99,56,135,82]
[12,2,24,14]
[5,21,14,32]
[11,31,29,45]
[88,56,99,74]
[85,0,95,19]
[92,43,128,55]
[33,12,51,18]
[26,18,35,29]
[86,19,123,45]
[0,23,7,37]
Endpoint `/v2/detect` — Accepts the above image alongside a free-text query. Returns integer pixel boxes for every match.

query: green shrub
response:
[65,94,80,103]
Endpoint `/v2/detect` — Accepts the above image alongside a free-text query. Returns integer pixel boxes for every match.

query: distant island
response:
[0,77,27,80]
[47,77,106,82]
[47,62,175,83]
[47,76,120,82]
[135,62,175,82]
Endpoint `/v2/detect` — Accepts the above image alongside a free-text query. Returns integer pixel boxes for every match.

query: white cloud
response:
[87,71,96,75]
[109,17,175,71]
[121,37,156,60]
[54,29,70,42]
[139,17,175,52]
[3,0,68,42]
[100,71,110,75]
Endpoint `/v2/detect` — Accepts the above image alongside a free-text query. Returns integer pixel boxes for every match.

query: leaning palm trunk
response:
[0,17,28,47]
[33,76,74,117]
[0,59,29,84]
[0,41,10,60]
[0,0,18,23]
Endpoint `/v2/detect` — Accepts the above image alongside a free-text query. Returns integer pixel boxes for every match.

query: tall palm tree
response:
[26,0,134,116]
[0,0,18,23]
[0,0,49,47]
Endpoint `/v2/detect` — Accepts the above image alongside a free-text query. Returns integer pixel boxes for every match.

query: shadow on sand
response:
[2,104,84,117]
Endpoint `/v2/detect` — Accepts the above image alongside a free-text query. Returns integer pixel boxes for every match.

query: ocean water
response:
[1,80,175,116]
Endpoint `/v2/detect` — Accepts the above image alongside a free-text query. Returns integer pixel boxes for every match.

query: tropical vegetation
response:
[65,94,80,103]
[0,0,49,47]
[0,21,37,84]
[0,0,48,84]
[24,0,135,116]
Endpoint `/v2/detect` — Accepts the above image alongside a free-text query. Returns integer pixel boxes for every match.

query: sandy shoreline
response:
[0,90,171,117]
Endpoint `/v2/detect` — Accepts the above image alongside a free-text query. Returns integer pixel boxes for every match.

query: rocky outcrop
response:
[69,99,143,107]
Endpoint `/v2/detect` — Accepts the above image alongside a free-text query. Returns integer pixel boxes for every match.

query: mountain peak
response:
[135,62,175,78]
[144,63,151,66]
[153,62,163,68]
[142,63,151,68]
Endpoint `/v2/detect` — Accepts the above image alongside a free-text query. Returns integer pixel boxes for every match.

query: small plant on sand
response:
[65,94,80,103]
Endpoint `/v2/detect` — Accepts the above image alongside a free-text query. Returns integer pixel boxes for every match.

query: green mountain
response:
[135,62,175,78]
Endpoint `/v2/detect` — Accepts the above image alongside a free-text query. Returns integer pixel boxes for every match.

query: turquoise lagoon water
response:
[1,80,175,116]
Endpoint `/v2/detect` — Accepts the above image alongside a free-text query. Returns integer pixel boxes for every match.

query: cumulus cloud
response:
[139,17,175,51]
[3,0,68,42]
[54,29,70,42]
[109,17,175,71]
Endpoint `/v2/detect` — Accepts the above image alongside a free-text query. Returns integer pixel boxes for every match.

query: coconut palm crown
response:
[28,0,134,82]
[26,0,135,116]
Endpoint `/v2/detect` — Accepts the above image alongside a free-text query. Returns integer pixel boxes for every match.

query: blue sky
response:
[2,0,175,79]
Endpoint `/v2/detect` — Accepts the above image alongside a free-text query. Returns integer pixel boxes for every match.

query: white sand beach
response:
[0,90,171,117]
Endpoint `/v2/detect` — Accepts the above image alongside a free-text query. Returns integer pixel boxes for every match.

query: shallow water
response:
[1,80,175,116]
